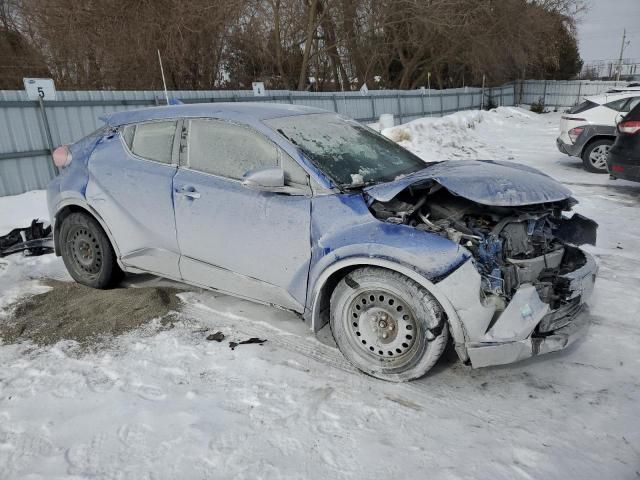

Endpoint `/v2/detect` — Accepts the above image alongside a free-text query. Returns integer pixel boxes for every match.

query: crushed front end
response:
[368,185,598,368]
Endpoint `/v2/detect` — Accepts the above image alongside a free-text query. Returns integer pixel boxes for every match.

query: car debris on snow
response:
[229,337,267,350]
[206,331,225,342]
[0,219,53,257]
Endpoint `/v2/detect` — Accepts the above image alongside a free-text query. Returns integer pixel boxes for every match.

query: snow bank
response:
[380,107,538,162]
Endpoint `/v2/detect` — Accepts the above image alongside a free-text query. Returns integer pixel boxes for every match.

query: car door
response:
[86,120,181,278]
[173,118,312,311]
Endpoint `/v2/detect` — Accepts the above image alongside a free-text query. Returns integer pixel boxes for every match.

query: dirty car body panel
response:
[47,103,598,371]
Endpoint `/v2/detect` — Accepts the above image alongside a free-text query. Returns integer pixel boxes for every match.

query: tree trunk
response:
[297,0,319,91]
[271,0,288,88]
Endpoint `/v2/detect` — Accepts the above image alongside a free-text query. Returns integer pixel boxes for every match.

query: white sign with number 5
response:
[23,78,57,101]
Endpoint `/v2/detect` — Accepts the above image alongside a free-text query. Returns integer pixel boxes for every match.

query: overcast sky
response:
[577,0,640,63]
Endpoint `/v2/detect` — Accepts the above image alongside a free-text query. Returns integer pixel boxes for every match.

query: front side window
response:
[186,119,281,181]
[123,121,177,164]
[265,113,425,187]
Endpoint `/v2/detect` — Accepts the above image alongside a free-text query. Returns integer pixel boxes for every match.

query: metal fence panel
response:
[0,79,633,196]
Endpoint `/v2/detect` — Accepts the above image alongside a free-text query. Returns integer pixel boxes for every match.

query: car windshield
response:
[265,113,425,187]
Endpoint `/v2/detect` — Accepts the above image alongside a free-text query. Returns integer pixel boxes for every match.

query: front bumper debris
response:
[436,249,597,368]
[0,220,53,257]
[465,307,590,368]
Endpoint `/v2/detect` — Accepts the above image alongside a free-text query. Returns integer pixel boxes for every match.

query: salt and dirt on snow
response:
[0,107,639,479]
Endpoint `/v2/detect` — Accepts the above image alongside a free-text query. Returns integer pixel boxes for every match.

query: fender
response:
[309,256,470,362]
[53,197,125,268]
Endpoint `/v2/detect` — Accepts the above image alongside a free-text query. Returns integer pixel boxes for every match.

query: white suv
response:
[557,90,640,172]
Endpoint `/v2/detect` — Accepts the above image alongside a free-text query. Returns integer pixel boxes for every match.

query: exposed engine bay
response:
[368,185,598,330]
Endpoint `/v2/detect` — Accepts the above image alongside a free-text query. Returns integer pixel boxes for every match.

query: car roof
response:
[100,102,329,127]
[584,91,640,105]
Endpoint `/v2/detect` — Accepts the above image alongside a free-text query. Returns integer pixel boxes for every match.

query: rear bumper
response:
[607,149,640,183]
[436,249,597,368]
[556,137,581,157]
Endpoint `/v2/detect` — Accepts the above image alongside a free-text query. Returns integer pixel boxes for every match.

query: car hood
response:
[364,160,573,206]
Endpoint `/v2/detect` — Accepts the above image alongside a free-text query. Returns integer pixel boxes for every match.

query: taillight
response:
[618,120,640,135]
[611,165,625,173]
[53,145,72,168]
[568,127,584,143]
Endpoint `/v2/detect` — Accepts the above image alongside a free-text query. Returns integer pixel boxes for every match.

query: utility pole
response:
[616,29,627,82]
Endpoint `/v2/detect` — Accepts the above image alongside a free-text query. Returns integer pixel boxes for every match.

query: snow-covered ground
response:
[1,107,639,479]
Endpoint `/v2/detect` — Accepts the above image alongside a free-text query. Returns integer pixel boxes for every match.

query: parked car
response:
[607,101,640,183]
[48,104,598,382]
[557,92,640,173]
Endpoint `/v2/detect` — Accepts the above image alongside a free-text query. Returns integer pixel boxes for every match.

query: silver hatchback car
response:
[48,103,598,381]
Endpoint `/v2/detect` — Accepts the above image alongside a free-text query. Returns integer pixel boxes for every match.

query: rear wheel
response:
[330,267,448,382]
[59,212,122,288]
[581,139,612,173]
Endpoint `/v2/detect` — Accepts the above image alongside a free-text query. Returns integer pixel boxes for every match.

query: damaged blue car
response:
[47,104,598,381]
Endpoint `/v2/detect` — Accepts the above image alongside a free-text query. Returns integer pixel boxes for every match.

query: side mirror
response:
[241,167,308,195]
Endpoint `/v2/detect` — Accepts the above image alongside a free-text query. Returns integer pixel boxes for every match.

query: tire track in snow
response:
[181,301,520,429]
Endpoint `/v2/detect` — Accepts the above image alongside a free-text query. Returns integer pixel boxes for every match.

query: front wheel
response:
[581,139,612,173]
[330,267,448,382]
[59,212,123,289]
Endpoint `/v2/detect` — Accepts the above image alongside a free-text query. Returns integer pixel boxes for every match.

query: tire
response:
[581,139,612,173]
[59,212,122,288]
[330,267,448,382]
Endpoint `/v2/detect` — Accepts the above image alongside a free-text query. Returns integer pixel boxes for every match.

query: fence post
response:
[370,94,376,120]
[421,91,426,117]
[519,80,524,105]
[576,82,582,105]
[38,97,57,174]
[396,93,403,123]
[439,92,444,116]
[332,93,338,113]
[542,80,547,107]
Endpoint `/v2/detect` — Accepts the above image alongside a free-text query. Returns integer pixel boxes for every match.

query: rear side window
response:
[623,97,640,113]
[626,100,640,120]
[567,100,597,114]
[187,119,279,180]
[124,121,177,164]
[604,98,628,112]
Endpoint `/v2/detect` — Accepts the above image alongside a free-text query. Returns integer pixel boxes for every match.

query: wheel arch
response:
[307,257,468,361]
[580,134,615,157]
[53,200,122,261]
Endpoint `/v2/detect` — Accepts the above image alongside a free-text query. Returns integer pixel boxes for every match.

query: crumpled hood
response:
[364,160,573,206]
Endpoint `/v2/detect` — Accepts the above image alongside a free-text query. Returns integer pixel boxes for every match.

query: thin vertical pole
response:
[157,49,170,105]
[576,81,582,105]
[427,72,432,117]
[38,97,57,174]
[370,94,376,120]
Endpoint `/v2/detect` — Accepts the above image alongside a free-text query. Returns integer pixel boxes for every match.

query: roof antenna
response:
[157,49,170,105]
